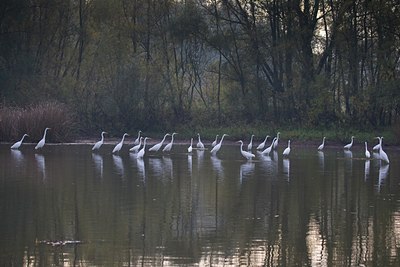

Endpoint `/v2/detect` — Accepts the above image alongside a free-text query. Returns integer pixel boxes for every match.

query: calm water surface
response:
[1,143,400,266]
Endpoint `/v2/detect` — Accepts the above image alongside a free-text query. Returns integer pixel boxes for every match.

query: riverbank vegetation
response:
[0,102,75,142]
[1,1,399,143]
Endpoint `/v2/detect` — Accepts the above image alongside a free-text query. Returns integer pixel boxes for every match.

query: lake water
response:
[0,143,399,266]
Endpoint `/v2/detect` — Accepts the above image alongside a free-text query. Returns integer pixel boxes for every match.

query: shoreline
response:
[2,138,396,151]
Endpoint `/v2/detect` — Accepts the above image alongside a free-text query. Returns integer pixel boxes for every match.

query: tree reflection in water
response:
[0,144,399,266]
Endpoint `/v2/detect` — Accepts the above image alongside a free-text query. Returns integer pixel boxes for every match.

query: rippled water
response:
[0,143,399,266]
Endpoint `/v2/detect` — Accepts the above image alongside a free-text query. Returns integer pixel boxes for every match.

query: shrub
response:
[0,101,76,142]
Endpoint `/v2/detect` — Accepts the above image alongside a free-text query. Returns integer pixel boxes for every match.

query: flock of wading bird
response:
[9,128,390,164]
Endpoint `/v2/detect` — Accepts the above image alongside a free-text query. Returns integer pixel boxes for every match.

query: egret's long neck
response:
[198,135,201,142]
[122,135,126,143]
[171,134,175,143]
[143,139,147,148]
[43,129,48,139]
[101,133,105,141]
[240,143,243,152]
[220,135,225,144]
[21,135,27,142]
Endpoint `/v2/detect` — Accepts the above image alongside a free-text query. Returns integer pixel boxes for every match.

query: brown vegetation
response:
[0,102,76,142]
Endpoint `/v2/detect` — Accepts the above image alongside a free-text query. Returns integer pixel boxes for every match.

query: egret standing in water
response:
[318,137,326,151]
[247,134,255,151]
[365,141,371,159]
[136,137,149,159]
[261,137,276,155]
[210,134,228,155]
[92,131,107,151]
[112,133,129,154]
[149,133,170,152]
[188,138,193,153]
[211,135,219,148]
[11,134,29,149]
[35,128,50,150]
[197,133,205,150]
[237,140,255,160]
[376,137,389,164]
[134,130,142,145]
[163,132,177,152]
[373,139,381,151]
[256,135,270,150]
[283,140,291,157]
[344,136,355,150]
[273,132,280,150]
[130,137,143,153]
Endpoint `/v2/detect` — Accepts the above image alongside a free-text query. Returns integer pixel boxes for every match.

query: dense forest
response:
[1,0,400,138]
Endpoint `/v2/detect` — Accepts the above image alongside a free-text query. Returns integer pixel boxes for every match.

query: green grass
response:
[172,125,397,145]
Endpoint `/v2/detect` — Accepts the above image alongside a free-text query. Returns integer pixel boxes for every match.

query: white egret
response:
[35,128,50,150]
[373,140,381,151]
[163,132,177,152]
[211,135,219,148]
[210,134,228,155]
[256,135,270,150]
[197,133,205,149]
[318,137,326,151]
[273,132,280,150]
[92,131,107,151]
[247,134,255,151]
[283,140,291,157]
[137,137,149,159]
[112,133,129,154]
[149,133,170,152]
[130,137,143,153]
[134,130,142,145]
[261,137,276,155]
[11,134,29,149]
[237,140,255,160]
[188,138,193,153]
[377,137,389,164]
[364,141,371,159]
[344,136,355,150]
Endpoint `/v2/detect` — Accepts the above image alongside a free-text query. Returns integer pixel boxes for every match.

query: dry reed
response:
[0,101,76,142]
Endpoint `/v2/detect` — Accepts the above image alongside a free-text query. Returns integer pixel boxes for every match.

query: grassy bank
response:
[172,125,397,146]
[1,103,397,146]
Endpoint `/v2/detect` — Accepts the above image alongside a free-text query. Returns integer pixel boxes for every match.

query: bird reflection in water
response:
[344,150,353,159]
[258,152,277,176]
[377,164,389,192]
[92,153,104,179]
[136,158,145,181]
[318,151,324,170]
[210,155,223,177]
[364,160,370,182]
[283,158,290,181]
[162,156,173,180]
[149,158,163,176]
[11,149,24,167]
[187,154,192,175]
[35,153,46,181]
[112,155,125,177]
[239,161,255,184]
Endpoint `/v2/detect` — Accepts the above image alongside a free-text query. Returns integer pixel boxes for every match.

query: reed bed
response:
[0,101,76,142]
